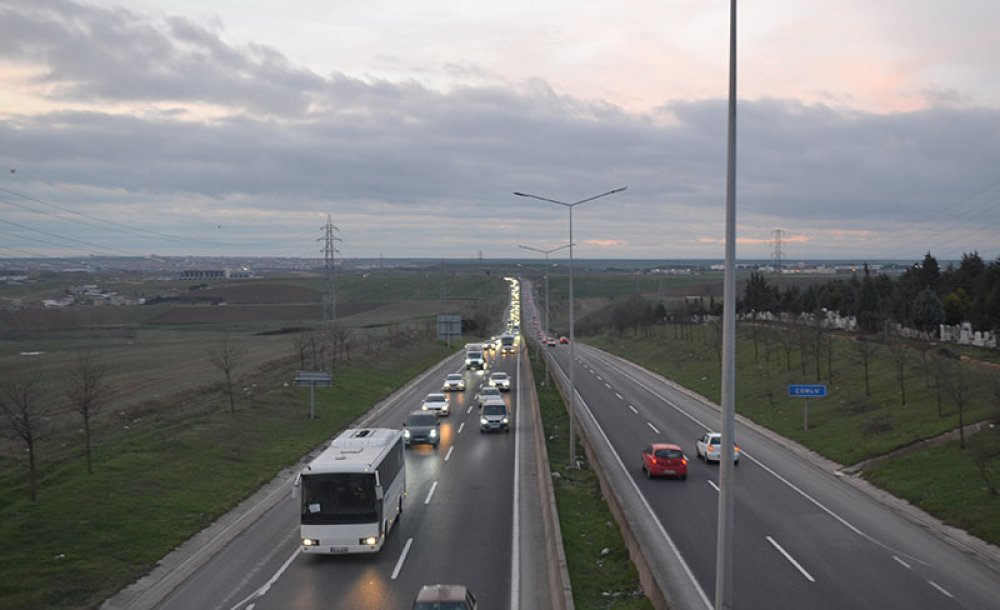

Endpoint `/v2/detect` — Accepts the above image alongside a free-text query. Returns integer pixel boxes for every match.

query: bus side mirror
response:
[375,486,384,500]
[291,474,300,500]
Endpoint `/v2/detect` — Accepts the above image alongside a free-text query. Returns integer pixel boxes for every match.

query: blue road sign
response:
[788,384,827,398]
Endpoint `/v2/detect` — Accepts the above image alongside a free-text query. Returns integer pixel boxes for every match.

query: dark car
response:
[403,411,440,448]
[641,443,688,479]
[412,584,477,609]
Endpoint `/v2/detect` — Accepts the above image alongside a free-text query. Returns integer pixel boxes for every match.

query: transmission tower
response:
[319,215,341,322]
[771,229,785,272]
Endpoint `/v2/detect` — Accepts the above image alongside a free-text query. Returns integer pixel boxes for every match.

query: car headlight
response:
[302,538,319,546]
[502,417,509,424]
[404,429,411,438]
[480,417,488,425]
[429,428,438,437]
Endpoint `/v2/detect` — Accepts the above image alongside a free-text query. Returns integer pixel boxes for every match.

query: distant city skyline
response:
[1,1,998,262]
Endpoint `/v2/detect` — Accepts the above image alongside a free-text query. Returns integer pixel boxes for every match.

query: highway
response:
[150,342,547,610]
[525,288,1000,609]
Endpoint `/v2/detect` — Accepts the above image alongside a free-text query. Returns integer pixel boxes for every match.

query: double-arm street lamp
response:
[514,186,627,467]
[518,243,571,339]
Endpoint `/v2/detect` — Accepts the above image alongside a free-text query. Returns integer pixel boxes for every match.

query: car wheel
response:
[645,466,652,479]
[681,474,687,481]
[735,459,739,467]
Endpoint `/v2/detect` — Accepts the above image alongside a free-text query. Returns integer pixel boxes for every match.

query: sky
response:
[1,0,998,262]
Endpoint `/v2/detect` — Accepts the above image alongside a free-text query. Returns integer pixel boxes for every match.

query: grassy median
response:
[530,348,654,610]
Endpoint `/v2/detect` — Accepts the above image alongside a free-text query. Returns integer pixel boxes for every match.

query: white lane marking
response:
[510,346,523,610]
[615,392,623,400]
[467,405,473,414]
[604,382,612,390]
[444,446,454,462]
[928,581,954,598]
[391,537,413,580]
[458,422,465,434]
[647,422,660,434]
[227,547,301,610]
[893,555,911,569]
[580,345,926,565]
[628,405,638,415]
[424,481,438,505]
[247,605,255,610]
[766,536,815,582]
[707,480,720,492]
[596,376,603,381]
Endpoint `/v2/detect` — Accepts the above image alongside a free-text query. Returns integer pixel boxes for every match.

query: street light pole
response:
[514,187,626,468]
[518,243,571,338]
[716,1,738,609]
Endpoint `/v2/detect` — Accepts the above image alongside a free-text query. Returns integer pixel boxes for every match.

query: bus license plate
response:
[330,546,348,553]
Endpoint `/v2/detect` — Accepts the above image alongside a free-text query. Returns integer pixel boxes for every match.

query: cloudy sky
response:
[1,0,998,262]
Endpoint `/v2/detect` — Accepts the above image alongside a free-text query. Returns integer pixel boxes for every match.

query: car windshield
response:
[655,449,683,459]
[483,404,506,416]
[407,413,438,427]
[446,375,462,381]
[491,374,508,380]
[300,473,377,525]
[426,394,445,402]
[413,604,467,610]
[481,389,500,397]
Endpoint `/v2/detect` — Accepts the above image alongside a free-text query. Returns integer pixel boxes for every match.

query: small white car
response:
[479,398,510,433]
[476,387,502,408]
[442,373,465,391]
[488,372,511,391]
[421,393,450,416]
[696,432,740,464]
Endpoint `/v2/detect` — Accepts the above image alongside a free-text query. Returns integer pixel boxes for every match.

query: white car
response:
[442,373,465,391]
[696,432,740,464]
[421,393,450,416]
[488,372,511,391]
[476,387,502,408]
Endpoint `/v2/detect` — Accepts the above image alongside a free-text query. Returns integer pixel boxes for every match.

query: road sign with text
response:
[788,384,827,398]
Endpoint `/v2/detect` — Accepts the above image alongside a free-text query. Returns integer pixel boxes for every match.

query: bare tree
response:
[851,337,879,397]
[943,357,977,449]
[0,374,51,501]
[208,334,245,414]
[883,338,909,407]
[291,333,311,369]
[67,351,109,474]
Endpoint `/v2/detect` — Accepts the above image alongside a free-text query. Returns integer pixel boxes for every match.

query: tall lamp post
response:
[518,243,571,339]
[514,186,626,467]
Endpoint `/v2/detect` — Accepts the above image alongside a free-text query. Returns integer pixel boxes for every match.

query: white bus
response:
[295,428,405,554]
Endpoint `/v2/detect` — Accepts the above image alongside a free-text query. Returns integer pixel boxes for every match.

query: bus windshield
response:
[301,473,378,525]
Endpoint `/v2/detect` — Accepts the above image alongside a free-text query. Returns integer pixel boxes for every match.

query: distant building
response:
[179,269,253,280]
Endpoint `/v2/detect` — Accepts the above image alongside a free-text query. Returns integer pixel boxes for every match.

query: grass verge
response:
[0,338,454,610]
[529,347,654,610]
[864,425,1000,546]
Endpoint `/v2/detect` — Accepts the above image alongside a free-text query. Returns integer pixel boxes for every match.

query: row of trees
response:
[741,252,1000,334]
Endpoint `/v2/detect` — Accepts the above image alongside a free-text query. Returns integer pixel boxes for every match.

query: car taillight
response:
[649,457,657,465]
[682,458,688,465]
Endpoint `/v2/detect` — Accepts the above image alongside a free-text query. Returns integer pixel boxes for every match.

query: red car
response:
[559,336,569,344]
[641,443,688,480]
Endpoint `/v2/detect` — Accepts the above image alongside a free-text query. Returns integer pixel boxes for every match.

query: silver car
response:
[421,393,450,416]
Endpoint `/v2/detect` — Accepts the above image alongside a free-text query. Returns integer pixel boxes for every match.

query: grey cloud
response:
[1,1,997,260]
[0,0,323,114]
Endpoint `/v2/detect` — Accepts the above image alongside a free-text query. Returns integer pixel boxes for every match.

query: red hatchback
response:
[641,443,688,480]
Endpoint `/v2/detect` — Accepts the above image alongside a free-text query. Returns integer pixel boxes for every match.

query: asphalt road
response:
[150,345,542,610]
[530,302,1000,609]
